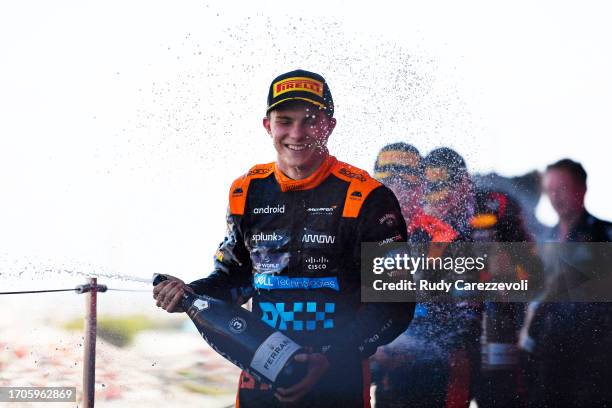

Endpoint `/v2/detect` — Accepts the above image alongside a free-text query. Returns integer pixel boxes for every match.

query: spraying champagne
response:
[152,273,306,388]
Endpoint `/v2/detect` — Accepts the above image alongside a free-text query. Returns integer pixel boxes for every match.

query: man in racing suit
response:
[153,69,414,407]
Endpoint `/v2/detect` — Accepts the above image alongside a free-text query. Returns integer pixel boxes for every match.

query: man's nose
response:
[289,123,309,140]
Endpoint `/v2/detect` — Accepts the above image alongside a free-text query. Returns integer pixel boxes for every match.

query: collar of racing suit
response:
[273,154,338,192]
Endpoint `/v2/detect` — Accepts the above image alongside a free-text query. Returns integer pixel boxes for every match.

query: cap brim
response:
[375,172,421,185]
[266,97,326,112]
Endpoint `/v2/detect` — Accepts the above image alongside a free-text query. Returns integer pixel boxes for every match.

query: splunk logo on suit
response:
[252,204,285,215]
[251,231,285,245]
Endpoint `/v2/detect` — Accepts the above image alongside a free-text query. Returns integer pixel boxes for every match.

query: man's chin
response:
[282,151,321,166]
[281,156,309,168]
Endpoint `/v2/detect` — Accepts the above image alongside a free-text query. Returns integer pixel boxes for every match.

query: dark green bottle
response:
[153,274,306,388]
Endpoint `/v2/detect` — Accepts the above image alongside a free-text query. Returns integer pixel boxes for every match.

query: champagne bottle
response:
[152,274,306,388]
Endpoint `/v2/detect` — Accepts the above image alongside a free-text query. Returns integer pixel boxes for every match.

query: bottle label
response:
[250,332,301,382]
[228,317,247,333]
[192,299,209,311]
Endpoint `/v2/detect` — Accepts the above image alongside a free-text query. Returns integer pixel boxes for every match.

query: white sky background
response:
[1,0,611,289]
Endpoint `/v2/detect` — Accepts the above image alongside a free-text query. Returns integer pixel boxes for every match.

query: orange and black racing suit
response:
[188,155,414,407]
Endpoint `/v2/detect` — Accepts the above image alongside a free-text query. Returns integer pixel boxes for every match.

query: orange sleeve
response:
[331,161,382,218]
[228,163,274,216]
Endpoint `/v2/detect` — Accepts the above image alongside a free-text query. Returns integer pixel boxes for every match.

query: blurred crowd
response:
[368,143,612,408]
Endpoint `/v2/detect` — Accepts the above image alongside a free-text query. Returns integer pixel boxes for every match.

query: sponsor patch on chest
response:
[252,204,285,214]
[306,205,337,215]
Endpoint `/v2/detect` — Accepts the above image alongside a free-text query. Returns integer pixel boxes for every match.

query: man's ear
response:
[263,116,272,136]
[321,117,337,143]
[327,117,337,136]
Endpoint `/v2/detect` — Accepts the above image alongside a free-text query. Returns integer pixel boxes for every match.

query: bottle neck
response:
[182,291,197,312]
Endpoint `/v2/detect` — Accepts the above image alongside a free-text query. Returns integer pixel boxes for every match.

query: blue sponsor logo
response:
[253,274,339,291]
[259,302,335,331]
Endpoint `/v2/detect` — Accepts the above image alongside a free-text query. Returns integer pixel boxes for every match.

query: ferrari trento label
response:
[250,332,301,382]
[272,77,324,98]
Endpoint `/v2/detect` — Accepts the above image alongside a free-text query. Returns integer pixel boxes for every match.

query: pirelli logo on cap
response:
[273,77,324,98]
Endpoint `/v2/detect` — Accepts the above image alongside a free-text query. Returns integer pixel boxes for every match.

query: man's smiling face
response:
[263,101,336,178]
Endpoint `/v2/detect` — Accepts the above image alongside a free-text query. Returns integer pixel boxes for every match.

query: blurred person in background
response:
[421,148,475,239]
[520,158,612,407]
[472,171,547,241]
[370,142,425,407]
[470,190,543,408]
[373,143,424,225]
[372,147,481,408]
[543,159,612,242]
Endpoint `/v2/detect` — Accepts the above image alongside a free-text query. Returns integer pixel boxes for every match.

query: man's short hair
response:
[378,143,421,157]
[546,158,587,186]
